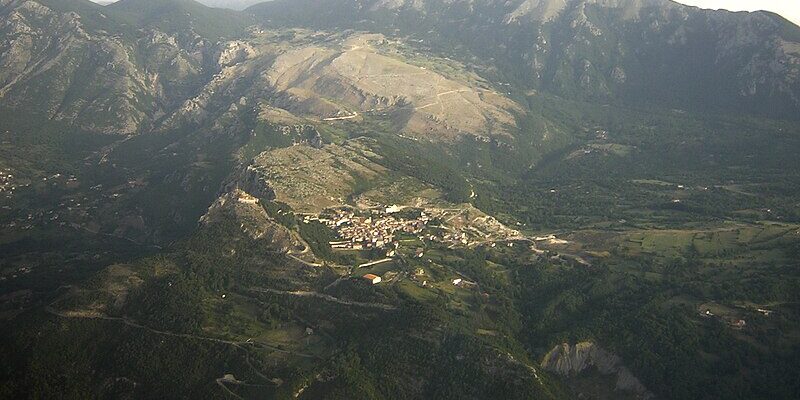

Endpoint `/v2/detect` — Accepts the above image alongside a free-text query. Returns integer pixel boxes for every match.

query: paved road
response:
[44,306,320,359]
[249,287,396,310]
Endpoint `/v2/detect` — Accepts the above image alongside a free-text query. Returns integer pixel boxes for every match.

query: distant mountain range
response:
[7,0,797,133]
[251,0,800,119]
[92,0,269,9]
[200,0,268,9]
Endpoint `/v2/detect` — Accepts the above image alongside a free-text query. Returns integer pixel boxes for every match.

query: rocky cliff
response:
[199,189,299,253]
[541,341,653,399]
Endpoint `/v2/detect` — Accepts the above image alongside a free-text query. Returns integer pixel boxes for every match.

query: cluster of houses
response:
[362,267,477,290]
[302,203,537,257]
[700,305,775,330]
[1,172,108,232]
[1,172,82,194]
[0,265,33,282]
[0,168,19,197]
[442,231,470,245]
[307,205,430,251]
[0,169,12,187]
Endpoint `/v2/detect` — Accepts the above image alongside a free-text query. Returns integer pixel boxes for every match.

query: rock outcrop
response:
[199,189,297,253]
[541,341,653,399]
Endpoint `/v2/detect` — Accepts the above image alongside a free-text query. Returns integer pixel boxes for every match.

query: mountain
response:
[0,0,150,135]
[250,0,800,118]
[108,0,253,38]
[200,0,268,10]
[1,0,800,399]
[91,0,272,10]
[0,0,253,135]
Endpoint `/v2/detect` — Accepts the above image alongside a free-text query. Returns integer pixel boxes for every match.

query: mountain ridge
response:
[250,0,800,119]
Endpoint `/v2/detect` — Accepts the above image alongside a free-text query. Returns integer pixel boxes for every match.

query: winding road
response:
[249,287,396,310]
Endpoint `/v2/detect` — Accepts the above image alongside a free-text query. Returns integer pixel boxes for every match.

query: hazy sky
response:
[89,0,800,26]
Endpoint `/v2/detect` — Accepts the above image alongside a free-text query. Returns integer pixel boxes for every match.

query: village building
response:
[362,273,382,285]
[730,319,747,329]
[237,191,259,204]
[385,204,402,214]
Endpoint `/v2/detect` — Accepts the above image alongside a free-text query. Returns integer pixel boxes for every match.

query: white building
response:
[385,205,402,214]
[363,274,382,285]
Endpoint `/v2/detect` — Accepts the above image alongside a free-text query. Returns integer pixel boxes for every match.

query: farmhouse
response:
[730,319,747,329]
[362,274,382,285]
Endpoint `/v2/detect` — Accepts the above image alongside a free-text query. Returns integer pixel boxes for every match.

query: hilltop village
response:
[306,205,426,252]
[302,203,534,256]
